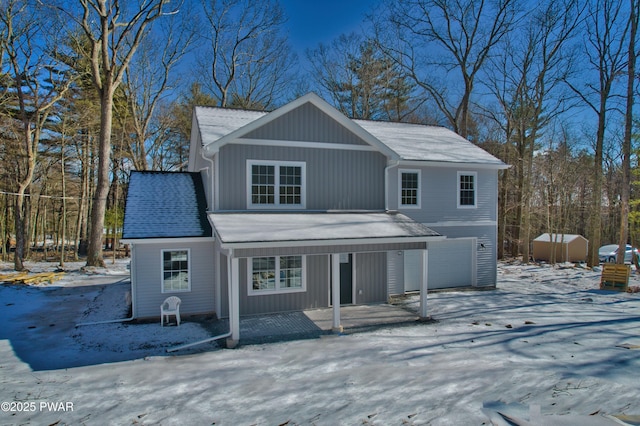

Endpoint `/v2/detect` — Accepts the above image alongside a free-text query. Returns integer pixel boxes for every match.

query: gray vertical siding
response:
[218,144,387,210]
[132,240,216,319]
[243,102,368,145]
[234,255,329,316]
[219,253,229,318]
[394,167,499,223]
[355,252,387,303]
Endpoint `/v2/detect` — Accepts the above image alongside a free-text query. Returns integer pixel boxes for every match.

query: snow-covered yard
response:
[1,259,640,425]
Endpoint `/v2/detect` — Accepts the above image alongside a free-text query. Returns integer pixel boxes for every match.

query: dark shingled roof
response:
[122,171,212,239]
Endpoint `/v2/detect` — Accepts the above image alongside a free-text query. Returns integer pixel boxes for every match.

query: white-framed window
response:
[457,171,477,208]
[247,160,306,209]
[162,249,191,293]
[248,255,306,295]
[399,169,421,208]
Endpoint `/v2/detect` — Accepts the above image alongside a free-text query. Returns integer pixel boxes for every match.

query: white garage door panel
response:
[428,239,474,289]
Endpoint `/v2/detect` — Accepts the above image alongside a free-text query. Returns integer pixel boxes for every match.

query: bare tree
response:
[565,0,631,267]
[375,0,519,137]
[482,0,583,262]
[198,0,296,109]
[0,0,73,270]
[123,11,198,170]
[57,0,174,266]
[617,0,639,264]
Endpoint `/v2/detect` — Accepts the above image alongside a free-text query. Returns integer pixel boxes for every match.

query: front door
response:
[330,253,353,305]
[340,253,353,304]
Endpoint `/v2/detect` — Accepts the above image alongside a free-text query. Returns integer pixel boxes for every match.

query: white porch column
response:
[227,257,241,348]
[331,253,342,332]
[419,248,429,319]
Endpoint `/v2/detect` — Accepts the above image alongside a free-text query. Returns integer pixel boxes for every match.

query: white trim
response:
[457,171,478,209]
[161,248,192,293]
[422,220,497,227]
[399,160,509,170]
[398,169,421,209]
[233,138,377,152]
[246,160,307,210]
[247,255,307,296]
[219,235,445,250]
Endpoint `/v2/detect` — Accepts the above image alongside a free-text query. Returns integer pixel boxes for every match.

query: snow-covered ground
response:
[1,259,640,425]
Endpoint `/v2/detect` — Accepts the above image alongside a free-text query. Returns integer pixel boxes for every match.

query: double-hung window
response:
[399,169,420,208]
[249,255,306,295]
[457,171,477,208]
[162,249,190,292]
[247,160,305,209]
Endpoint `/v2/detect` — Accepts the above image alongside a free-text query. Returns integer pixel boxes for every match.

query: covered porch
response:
[209,211,444,348]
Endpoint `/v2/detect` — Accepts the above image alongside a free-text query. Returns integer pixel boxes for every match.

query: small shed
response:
[532,233,588,263]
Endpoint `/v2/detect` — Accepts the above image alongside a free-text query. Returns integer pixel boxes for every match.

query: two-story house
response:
[122,93,507,347]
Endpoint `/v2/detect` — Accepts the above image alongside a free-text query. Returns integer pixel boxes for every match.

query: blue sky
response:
[280,0,378,57]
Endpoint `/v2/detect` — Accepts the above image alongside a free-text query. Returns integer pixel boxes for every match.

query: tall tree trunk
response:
[86,88,114,267]
[618,0,637,264]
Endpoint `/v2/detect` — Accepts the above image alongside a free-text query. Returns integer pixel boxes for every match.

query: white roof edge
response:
[202,93,400,160]
[398,160,510,170]
[218,235,446,250]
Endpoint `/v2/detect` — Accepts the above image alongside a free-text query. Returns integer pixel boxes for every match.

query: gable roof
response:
[533,233,587,243]
[192,92,507,168]
[355,120,506,166]
[122,171,212,240]
[198,93,398,158]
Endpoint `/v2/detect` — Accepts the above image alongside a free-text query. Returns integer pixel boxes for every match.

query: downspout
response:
[200,149,215,211]
[385,160,400,211]
[167,248,234,352]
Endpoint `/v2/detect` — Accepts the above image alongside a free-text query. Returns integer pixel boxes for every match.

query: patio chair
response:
[161,296,181,326]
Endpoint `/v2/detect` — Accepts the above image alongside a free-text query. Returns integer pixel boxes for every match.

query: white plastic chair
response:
[161,296,181,326]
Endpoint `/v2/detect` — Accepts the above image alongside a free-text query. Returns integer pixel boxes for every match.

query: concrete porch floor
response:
[303,303,420,332]
[211,303,422,346]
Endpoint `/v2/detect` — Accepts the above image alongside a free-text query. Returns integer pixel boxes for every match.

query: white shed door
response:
[403,250,423,292]
[428,239,474,289]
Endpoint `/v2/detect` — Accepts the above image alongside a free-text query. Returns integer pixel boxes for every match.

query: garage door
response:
[427,239,475,289]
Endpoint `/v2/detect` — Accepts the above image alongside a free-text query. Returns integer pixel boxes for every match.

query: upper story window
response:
[247,160,306,209]
[162,249,190,293]
[399,169,421,208]
[457,171,477,208]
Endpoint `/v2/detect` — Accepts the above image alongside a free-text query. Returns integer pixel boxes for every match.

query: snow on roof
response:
[123,171,212,239]
[533,233,587,243]
[193,96,507,167]
[354,119,506,166]
[194,106,266,147]
[209,212,441,246]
